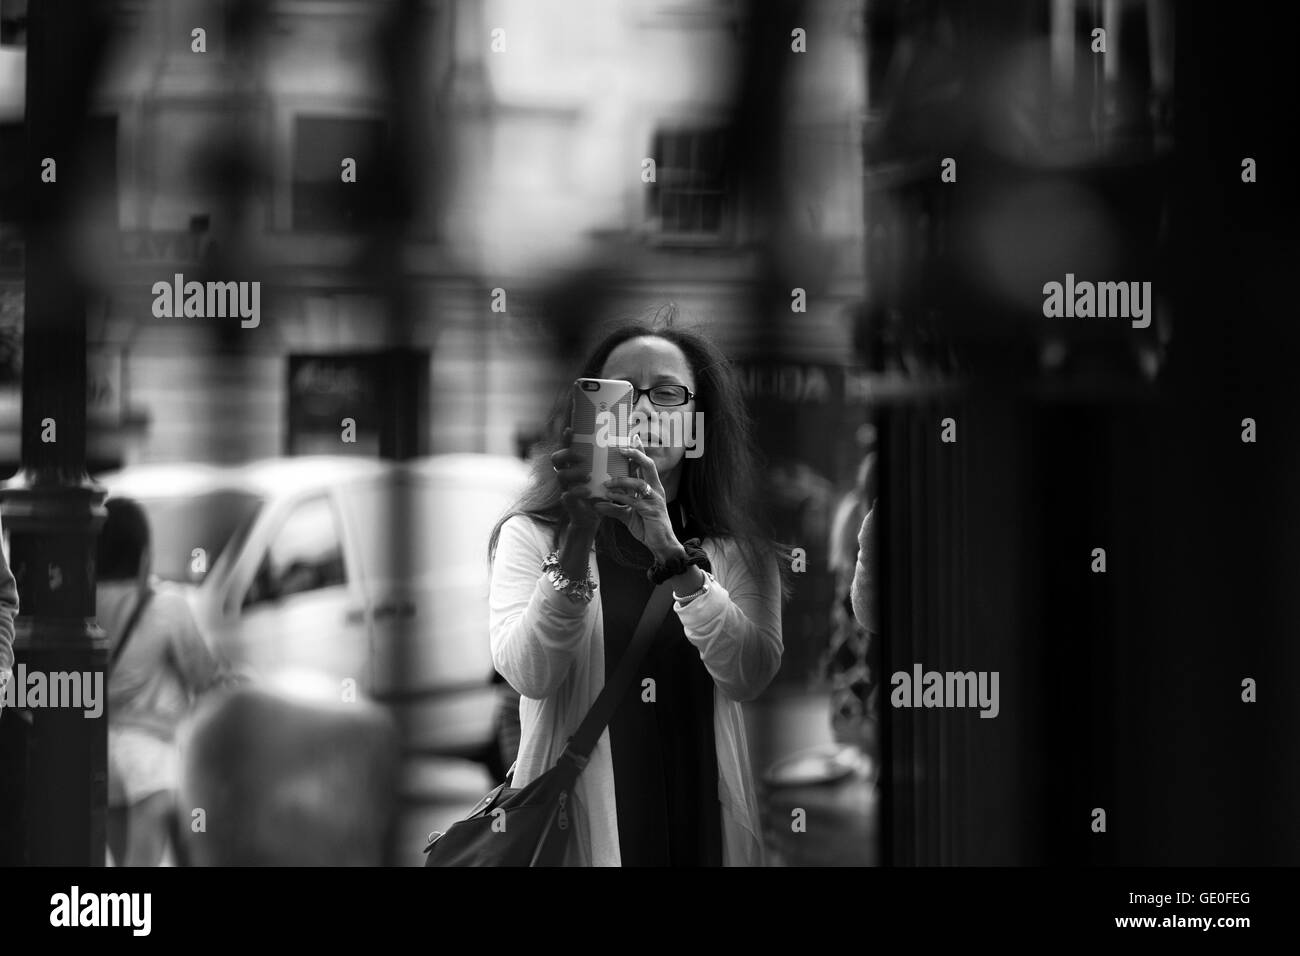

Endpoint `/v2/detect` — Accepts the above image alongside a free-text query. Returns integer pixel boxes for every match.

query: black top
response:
[596,501,723,867]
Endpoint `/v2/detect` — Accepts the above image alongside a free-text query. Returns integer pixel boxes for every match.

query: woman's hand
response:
[551,428,599,534]
[550,429,601,587]
[595,435,681,561]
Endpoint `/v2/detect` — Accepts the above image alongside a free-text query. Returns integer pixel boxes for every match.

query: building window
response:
[286,350,429,459]
[0,0,27,47]
[291,116,387,233]
[287,353,383,456]
[647,128,729,243]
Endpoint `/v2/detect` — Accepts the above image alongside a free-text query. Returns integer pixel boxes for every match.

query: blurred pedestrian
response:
[98,497,228,866]
[851,499,879,637]
[488,318,785,866]
[825,451,878,747]
[0,509,18,718]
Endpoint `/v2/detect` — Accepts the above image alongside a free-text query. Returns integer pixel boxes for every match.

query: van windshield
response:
[134,490,265,584]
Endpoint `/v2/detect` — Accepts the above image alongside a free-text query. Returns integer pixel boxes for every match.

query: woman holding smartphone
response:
[488,319,784,866]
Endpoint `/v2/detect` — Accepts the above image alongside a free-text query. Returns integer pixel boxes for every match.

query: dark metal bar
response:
[0,0,112,866]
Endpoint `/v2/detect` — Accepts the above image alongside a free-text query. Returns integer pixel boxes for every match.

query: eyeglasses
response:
[630,384,695,407]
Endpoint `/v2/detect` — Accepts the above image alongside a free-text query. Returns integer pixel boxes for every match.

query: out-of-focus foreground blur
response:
[2,0,1298,868]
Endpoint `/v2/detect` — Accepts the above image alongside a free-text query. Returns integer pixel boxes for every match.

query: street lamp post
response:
[0,0,110,866]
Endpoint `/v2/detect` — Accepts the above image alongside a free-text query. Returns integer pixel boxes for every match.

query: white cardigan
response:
[489,514,784,866]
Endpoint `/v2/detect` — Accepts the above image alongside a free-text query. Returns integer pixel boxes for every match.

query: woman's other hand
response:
[552,427,599,533]
[597,435,680,560]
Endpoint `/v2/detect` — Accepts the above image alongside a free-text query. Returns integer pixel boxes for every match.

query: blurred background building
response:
[1,0,864,469]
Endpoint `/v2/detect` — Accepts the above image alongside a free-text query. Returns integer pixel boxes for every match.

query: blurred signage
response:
[739,361,883,408]
[287,354,382,457]
[737,362,835,404]
[118,230,214,265]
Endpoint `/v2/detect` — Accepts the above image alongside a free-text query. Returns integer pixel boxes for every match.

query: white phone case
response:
[570,378,637,499]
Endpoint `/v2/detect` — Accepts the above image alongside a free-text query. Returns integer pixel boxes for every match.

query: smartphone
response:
[570,378,638,500]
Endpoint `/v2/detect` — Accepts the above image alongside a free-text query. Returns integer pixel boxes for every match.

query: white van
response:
[95,454,531,761]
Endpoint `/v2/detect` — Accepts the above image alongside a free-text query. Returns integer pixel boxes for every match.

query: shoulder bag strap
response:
[561,581,677,769]
[109,586,154,674]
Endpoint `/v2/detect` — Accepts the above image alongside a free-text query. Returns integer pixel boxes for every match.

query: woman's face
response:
[600,335,697,484]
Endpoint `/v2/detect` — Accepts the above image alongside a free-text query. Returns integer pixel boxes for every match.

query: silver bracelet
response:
[542,552,597,604]
[673,574,711,605]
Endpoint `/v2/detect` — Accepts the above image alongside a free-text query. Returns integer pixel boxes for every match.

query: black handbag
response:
[424,581,676,866]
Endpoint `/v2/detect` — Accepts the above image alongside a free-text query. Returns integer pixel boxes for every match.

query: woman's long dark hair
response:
[490,313,786,588]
